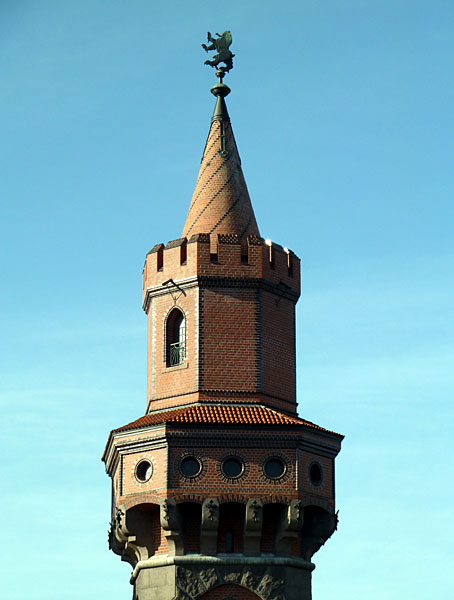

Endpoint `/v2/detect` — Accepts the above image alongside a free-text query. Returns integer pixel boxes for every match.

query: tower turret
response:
[103,35,343,600]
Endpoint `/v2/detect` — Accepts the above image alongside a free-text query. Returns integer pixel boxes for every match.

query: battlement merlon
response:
[142,234,301,310]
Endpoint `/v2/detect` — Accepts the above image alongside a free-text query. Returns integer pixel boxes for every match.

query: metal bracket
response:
[162,278,187,305]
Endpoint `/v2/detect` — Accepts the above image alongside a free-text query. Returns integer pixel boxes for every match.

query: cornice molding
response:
[143,275,299,313]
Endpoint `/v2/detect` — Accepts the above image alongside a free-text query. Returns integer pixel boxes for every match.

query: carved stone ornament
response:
[241,570,260,590]
[222,572,242,584]
[202,497,219,525]
[246,498,263,527]
[174,565,287,600]
[288,499,304,530]
[175,567,219,599]
[109,505,129,548]
[160,497,180,529]
[256,573,285,599]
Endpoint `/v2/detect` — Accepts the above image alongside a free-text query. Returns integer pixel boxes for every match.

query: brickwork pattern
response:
[168,446,298,498]
[199,287,259,391]
[148,292,198,404]
[182,119,259,242]
[217,503,245,554]
[260,503,285,554]
[150,507,169,555]
[122,447,167,496]
[261,292,296,402]
[181,502,202,554]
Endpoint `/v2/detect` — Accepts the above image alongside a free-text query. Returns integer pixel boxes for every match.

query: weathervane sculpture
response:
[202,31,234,83]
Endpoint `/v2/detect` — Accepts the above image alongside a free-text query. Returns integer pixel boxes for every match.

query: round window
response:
[309,462,323,486]
[264,457,286,479]
[135,459,153,483]
[180,456,202,478]
[221,457,244,479]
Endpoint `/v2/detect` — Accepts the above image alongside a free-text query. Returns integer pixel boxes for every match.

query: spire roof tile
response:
[182,88,259,242]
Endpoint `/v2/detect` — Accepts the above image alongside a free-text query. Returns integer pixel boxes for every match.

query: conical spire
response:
[182,81,260,241]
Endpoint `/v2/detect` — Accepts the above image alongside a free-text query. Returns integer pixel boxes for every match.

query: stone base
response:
[131,555,314,600]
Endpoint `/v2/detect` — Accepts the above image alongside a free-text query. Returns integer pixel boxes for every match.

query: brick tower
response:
[103,55,343,600]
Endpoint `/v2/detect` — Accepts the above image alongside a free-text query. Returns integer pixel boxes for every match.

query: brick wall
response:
[199,287,258,391]
[168,445,297,498]
[217,503,245,553]
[122,447,167,496]
[260,291,296,403]
[180,502,201,554]
[260,503,285,554]
[297,450,333,498]
[150,508,168,555]
[147,290,198,404]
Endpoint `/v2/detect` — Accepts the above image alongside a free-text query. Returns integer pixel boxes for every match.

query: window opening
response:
[309,462,323,486]
[166,308,185,366]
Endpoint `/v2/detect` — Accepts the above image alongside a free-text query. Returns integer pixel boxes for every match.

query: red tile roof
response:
[111,404,336,434]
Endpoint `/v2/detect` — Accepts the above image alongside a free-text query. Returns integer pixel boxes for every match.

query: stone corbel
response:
[160,498,184,556]
[275,500,304,556]
[200,498,219,555]
[300,508,337,560]
[244,498,263,556]
[108,505,148,567]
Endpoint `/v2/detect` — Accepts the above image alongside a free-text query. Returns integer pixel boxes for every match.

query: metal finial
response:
[202,31,235,77]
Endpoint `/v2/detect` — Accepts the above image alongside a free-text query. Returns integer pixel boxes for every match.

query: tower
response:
[103,38,343,600]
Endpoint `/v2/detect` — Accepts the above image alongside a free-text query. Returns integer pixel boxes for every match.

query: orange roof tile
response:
[111,404,338,435]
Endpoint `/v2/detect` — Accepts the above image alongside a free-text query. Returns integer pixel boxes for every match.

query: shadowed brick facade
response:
[103,75,343,600]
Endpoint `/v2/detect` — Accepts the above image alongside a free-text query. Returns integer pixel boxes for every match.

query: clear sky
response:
[1,1,453,598]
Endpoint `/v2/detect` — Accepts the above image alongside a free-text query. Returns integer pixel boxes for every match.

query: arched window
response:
[166,308,185,366]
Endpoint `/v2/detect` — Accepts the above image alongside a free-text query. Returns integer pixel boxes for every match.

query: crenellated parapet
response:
[142,233,300,311]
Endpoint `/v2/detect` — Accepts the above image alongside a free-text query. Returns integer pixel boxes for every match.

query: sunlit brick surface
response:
[182,119,259,242]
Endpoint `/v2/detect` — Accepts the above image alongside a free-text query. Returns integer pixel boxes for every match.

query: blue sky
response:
[0,1,453,598]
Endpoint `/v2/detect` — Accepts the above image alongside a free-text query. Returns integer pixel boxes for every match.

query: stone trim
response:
[143,276,299,312]
[130,554,314,583]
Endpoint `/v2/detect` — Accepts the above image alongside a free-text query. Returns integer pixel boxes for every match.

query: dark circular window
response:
[180,456,202,478]
[264,457,286,479]
[135,459,153,482]
[309,462,323,486]
[221,457,244,479]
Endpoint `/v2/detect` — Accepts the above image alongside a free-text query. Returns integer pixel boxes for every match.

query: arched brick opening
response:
[123,503,166,558]
[217,502,245,554]
[260,502,286,554]
[197,583,261,599]
[166,307,185,366]
[180,501,201,553]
